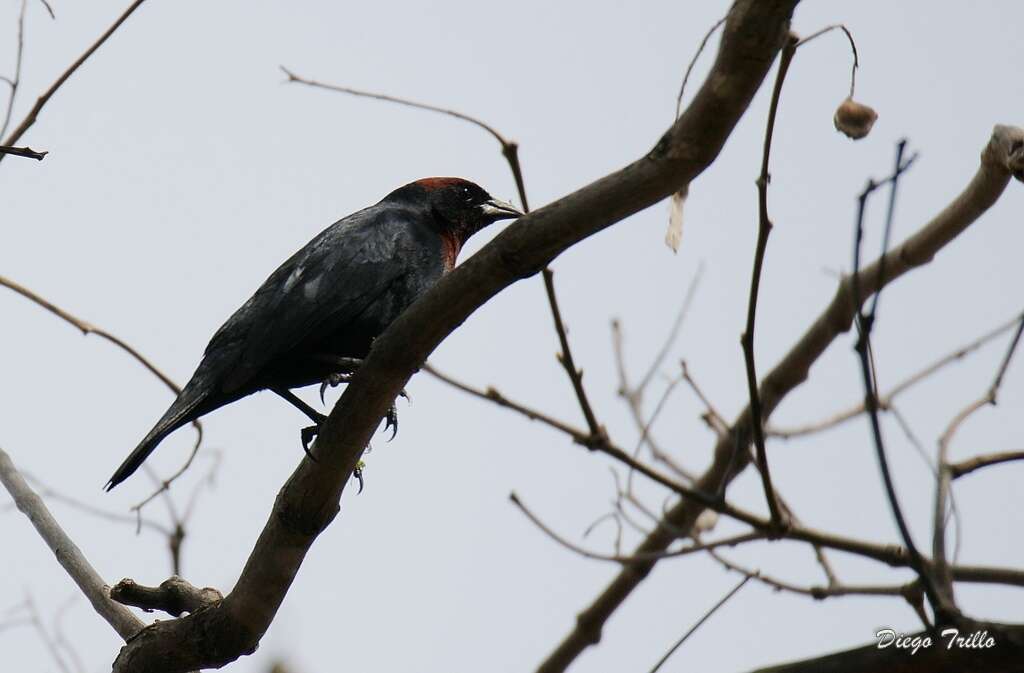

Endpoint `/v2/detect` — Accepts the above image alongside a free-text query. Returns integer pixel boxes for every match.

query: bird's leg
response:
[312,355,411,441]
[272,388,325,461]
[315,358,400,441]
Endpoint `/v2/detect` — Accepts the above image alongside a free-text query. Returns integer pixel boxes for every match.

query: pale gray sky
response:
[2,2,1023,672]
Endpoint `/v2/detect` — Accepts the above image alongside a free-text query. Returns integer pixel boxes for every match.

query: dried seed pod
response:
[834,97,878,140]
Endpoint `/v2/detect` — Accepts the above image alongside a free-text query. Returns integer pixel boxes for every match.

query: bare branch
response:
[543,268,605,440]
[1,0,151,160]
[280,66,511,148]
[2,472,172,536]
[540,123,1024,671]
[637,263,704,400]
[110,577,222,618]
[424,363,590,443]
[0,448,145,640]
[611,321,697,481]
[795,24,859,97]
[647,575,749,673]
[0,274,205,504]
[0,0,27,139]
[708,549,913,600]
[0,144,46,159]
[510,492,763,564]
[768,310,1024,438]
[742,33,798,529]
[932,313,1024,608]
[847,141,954,620]
[950,450,1024,479]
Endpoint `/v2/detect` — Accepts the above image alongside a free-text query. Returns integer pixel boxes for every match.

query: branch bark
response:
[110,577,222,618]
[0,447,145,641]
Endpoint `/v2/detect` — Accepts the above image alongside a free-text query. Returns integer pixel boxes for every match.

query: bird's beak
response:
[479,197,523,221]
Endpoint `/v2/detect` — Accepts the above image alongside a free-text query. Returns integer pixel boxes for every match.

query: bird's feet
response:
[316,357,410,442]
[299,424,366,494]
[300,422,322,461]
[381,390,411,440]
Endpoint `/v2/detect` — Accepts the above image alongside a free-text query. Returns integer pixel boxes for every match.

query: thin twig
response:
[610,321,696,481]
[625,377,682,494]
[23,594,73,673]
[932,313,1024,607]
[280,66,511,148]
[675,16,728,118]
[741,34,798,529]
[768,310,1024,438]
[707,549,913,601]
[795,24,859,98]
[680,360,730,437]
[423,363,588,441]
[637,263,705,396]
[0,0,27,140]
[0,144,46,159]
[36,0,55,19]
[511,492,763,564]
[849,140,953,620]
[3,472,172,536]
[1,0,151,160]
[0,274,205,504]
[543,269,605,440]
[52,596,86,673]
[647,574,749,673]
[950,450,1024,479]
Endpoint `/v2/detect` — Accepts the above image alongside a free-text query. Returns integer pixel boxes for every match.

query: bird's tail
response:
[106,384,207,491]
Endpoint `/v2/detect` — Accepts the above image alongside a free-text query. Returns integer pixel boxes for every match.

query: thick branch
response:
[110,577,222,618]
[0,448,144,640]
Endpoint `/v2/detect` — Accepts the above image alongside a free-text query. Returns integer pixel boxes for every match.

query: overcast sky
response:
[2,2,1023,672]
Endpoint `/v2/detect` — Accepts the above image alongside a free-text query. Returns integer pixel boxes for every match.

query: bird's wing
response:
[205,207,410,393]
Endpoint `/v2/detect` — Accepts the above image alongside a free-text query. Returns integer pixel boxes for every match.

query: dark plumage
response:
[106,177,521,490]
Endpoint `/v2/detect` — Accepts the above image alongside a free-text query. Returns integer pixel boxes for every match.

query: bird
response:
[106,177,522,490]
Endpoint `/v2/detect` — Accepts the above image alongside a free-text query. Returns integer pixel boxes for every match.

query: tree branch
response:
[0,274,205,510]
[742,33,798,529]
[0,0,150,161]
[110,577,222,618]
[0,144,45,160]
[537,124,1024,671]
[949,450,1024,479]
[0,447,145,641]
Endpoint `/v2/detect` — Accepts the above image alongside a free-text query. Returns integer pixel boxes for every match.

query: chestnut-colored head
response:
[387,177,522,243]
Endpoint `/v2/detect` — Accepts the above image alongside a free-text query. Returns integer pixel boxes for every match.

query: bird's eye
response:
[462,187,473,202]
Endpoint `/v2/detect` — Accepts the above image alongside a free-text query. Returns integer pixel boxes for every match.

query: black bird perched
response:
[106,178,521,490]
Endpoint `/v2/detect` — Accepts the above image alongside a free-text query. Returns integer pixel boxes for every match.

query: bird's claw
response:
[382,388,410,441]
[353,462,364,494]
[301,425,320,462]
[384,403,399,441]
[319,371,354,404]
